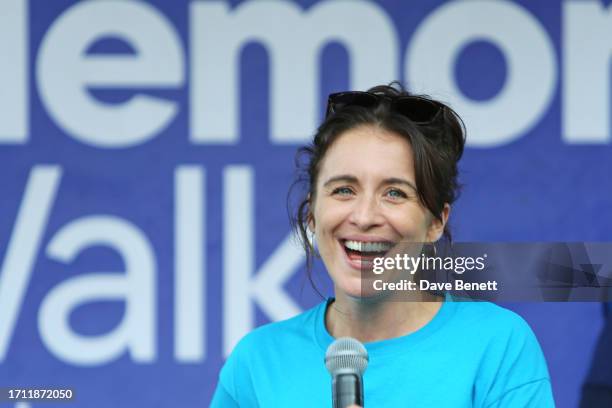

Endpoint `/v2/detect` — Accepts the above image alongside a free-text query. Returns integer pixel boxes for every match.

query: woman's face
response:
[310,125,448,299]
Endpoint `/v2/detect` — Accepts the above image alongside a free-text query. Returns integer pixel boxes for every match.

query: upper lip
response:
[340,235,396,244]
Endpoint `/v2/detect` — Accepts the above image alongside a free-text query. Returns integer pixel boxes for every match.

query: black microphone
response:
[325,337,369,408]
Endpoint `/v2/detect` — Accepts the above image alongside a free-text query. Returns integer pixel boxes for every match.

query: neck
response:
[325,291,442,343]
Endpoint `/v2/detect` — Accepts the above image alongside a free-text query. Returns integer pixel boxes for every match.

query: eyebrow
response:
[323,174,417,192]
[383,177,418,192]
[323,174,358,188]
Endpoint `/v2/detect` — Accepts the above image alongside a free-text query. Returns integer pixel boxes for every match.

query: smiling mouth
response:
[341,239,395,262]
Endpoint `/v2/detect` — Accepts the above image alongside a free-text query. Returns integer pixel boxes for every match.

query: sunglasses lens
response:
[394,98,442,123]
[326,92,379,116]
[326,92,443,124]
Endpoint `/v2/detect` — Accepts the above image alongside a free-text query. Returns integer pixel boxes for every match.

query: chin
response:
[333,273,362,297]
[336,274,382,300]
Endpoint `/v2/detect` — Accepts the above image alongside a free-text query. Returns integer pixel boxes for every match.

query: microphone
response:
[325,337,369,408]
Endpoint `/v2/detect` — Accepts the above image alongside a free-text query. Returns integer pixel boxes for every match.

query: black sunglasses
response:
[325,91,444,124]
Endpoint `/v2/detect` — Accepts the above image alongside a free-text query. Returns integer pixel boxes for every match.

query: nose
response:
[348,194,384,230]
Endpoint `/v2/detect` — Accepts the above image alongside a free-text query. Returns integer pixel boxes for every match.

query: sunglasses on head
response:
[325,91,444,124]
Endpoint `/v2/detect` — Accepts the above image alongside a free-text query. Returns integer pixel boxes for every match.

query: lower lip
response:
[339,241,378,271]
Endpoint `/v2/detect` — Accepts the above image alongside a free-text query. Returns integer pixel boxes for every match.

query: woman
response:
[210,83,554,407]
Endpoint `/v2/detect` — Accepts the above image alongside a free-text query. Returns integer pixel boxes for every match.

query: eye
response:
[331,186,354,196]
[386,188,408,199]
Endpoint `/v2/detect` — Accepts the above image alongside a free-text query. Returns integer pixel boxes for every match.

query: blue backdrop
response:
[0,0,611,407]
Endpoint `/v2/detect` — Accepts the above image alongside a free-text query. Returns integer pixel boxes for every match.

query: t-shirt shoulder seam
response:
[485,377,551,408]
[232,300,323,353]
[216,378,239,405]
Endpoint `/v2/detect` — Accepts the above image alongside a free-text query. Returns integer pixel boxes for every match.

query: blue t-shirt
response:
[211,298,554,407]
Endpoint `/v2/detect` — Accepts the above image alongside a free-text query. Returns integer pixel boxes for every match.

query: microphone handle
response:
[333,373,364,408]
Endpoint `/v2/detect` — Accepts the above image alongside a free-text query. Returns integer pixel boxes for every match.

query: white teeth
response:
[344,240,392,253]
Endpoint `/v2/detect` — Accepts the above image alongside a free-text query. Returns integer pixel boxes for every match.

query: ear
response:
[427,203,450,242]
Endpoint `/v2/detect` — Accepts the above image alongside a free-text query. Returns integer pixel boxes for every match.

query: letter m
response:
[190,0,398,144]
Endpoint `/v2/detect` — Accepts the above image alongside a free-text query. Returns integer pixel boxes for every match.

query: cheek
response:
[388,207,432,239]
[313,200,350,253]
[313,198,348,232]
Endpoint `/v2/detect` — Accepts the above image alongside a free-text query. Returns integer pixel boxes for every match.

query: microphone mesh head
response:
[325,337,369,376]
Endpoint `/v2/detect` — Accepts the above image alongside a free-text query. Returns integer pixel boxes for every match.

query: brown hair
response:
[289,82,466,284]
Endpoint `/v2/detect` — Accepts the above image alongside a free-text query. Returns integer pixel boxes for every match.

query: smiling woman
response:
[309,125,446,301]
[210,83,555,407]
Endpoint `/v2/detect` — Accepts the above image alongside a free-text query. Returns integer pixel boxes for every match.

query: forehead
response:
[318,125,415,182]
